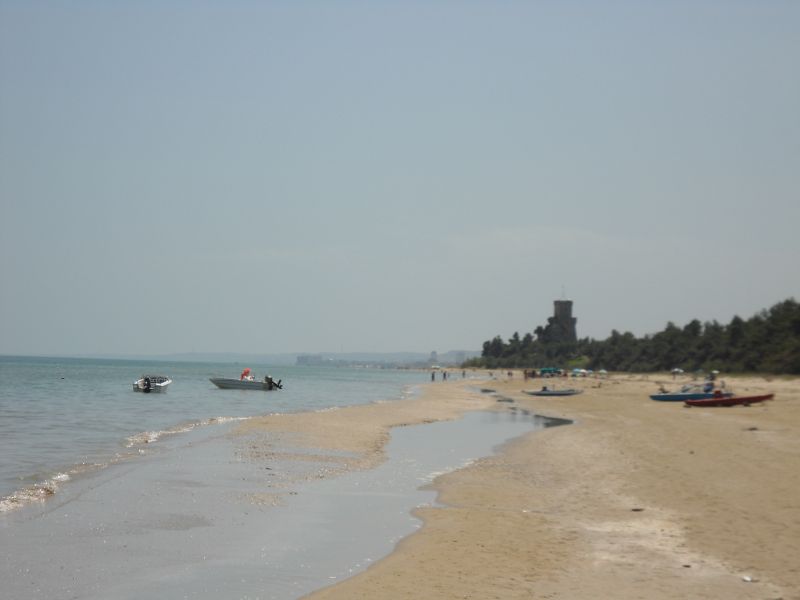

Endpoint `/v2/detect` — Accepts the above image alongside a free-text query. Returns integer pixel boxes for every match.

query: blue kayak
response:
[650,391,733,401]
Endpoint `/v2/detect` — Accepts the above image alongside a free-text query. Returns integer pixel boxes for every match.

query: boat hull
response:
[684,393,774,407]
[209,378,279,391]
[650,392,732,401]
[524,389,583,397]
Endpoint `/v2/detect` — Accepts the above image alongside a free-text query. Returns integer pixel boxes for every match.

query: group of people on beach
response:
[431,370,468,381]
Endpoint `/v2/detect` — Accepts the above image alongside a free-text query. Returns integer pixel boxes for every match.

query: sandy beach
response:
[236,372,800,600]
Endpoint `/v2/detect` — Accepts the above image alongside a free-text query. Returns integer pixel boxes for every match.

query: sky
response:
[1,1,798,357]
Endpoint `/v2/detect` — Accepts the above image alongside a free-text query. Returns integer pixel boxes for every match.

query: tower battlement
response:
[544,299,577,343]
[554,300,573,322]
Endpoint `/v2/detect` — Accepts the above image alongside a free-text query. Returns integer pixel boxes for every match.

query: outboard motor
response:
[143,377,152,393]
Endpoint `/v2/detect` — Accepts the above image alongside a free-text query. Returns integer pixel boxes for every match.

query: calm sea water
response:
[0,355,425,510]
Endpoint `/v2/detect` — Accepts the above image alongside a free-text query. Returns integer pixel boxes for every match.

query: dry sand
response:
[237,373,800,599]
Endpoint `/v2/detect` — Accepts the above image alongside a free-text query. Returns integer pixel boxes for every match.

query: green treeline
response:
[466,298,800,374]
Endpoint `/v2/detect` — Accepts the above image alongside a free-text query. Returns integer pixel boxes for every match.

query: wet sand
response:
[297,373,800,600]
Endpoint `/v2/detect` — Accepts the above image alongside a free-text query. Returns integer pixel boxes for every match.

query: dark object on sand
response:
[684,393,774,407]
[523,387,583,397]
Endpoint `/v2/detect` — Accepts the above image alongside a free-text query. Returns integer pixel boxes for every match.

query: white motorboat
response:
[133,375,172,393]
[210,374,282,390]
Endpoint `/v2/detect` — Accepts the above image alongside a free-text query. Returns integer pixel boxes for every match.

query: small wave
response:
[2,417,253,513]
[418,459,478,484]
[125,416,252,448]
[0,472,70,513]
[402,384,422,399]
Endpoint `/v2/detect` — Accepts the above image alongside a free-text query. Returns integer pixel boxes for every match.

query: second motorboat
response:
[210,368,282,391]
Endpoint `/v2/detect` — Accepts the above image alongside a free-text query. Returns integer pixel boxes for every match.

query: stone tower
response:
[550,299,577,343]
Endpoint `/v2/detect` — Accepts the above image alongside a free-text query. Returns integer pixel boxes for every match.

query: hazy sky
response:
[1,1,798,357]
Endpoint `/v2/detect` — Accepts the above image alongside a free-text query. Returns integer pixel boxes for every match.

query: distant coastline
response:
[0,350,479,368]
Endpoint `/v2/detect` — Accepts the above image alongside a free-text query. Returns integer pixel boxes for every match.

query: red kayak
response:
[684,393,774,407]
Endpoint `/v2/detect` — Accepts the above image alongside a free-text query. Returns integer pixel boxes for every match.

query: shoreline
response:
[301,373,800,599]
[2,375,529,599]
[3,370,797,598]
[0,361,425,514]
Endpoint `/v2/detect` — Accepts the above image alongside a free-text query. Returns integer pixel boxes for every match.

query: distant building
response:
[537,299,578,344]
[296,354,328,366]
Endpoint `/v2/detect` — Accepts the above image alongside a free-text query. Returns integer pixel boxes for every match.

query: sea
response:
[0,355,556,599]
[0,355,424,511]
